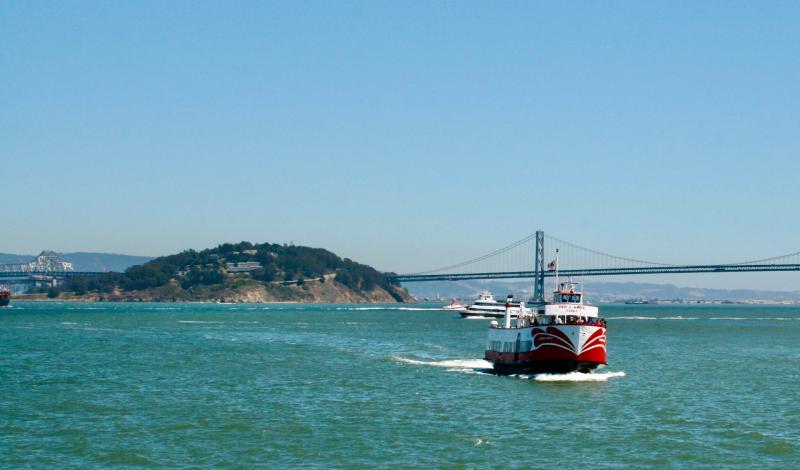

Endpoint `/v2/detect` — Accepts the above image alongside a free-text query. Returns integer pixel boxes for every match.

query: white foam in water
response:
[533,371,626,382]
[608,316,800,322]
[396,307,449,311]
[178,320,224,324]
[335,306,449,312]
[711,317,800,321]
[392,356,493,370]
[393,356,625,381]
[464,316,492,320]
[606,316,657,320]
[606,316,697,320]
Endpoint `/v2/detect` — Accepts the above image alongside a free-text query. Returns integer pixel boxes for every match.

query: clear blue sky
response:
[3,1,799,289]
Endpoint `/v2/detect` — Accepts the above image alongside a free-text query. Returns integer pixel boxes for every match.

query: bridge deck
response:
[3,265,799,284]
[390,264,800,282]
[0,271,107,280]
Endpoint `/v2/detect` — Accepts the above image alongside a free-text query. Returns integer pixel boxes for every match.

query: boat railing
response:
[533,316,606,327]
[491,316,606,329]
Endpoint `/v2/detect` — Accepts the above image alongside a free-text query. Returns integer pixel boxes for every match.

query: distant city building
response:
[242,249,258,256]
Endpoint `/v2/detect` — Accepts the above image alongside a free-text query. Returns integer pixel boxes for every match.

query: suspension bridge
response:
[389,230,800,303]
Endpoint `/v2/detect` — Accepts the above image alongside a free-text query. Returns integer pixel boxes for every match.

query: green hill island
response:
[39,242,413,303]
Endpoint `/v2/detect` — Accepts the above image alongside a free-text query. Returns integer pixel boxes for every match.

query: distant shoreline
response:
[9,296,799,306]
[7,295,404,305]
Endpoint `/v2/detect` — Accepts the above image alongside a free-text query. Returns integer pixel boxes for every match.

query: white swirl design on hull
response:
[531,327,606,355]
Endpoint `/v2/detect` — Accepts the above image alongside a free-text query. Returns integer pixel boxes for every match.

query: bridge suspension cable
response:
[544,234,675,268]
[409,233,536,275]
[407,231,679,275]
[730,250,800,266]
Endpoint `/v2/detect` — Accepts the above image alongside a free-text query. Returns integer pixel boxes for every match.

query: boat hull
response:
[485,324,607,374]
[491,360,601,374]
[460,307,521,318]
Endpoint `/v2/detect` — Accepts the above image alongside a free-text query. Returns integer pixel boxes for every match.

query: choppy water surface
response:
[2,302,799,468]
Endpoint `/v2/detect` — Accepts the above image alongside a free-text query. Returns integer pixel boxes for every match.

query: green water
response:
[2,302,799,468]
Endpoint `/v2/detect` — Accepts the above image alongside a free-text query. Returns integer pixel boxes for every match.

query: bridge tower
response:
[533,230,545,304]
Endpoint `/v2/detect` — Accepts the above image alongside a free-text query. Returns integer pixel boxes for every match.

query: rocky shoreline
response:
[15,279,414,304]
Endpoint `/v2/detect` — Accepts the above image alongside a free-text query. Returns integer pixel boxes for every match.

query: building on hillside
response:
[225,261,262,273]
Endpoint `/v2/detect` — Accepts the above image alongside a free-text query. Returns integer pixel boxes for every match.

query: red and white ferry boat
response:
[484,281,607,374]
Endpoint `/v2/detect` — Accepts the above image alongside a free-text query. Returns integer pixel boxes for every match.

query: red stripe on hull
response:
[485,325,607,373]
[485,348,607,364]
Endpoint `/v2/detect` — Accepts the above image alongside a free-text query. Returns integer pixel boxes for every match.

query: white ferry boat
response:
[484,281,607,374]
[459,291,524,318]
[441,298,465,310]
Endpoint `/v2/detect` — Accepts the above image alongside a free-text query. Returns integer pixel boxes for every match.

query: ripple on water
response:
[2,302,799,467]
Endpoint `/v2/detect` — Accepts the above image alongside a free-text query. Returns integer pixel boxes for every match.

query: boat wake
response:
[607,316,799,321]
[710,317,800,321]
[606,316,698,320]
[530,371,626,382]
[391,356,493,373]
[336,307,445,312]
[393,356,625,381]
[397,307,450,311]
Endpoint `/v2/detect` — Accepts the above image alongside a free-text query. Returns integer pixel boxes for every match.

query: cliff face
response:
[218,282,412,303]
[98,280,413,303]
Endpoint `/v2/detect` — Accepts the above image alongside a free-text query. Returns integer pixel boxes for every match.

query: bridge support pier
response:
[533,230,544,304]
